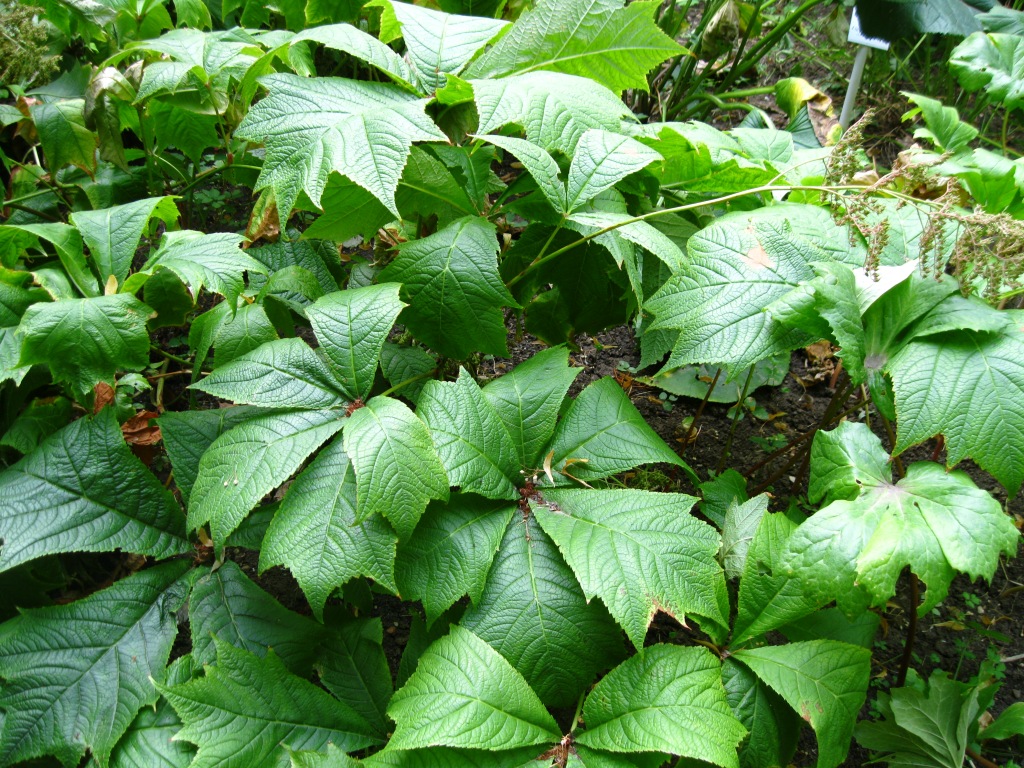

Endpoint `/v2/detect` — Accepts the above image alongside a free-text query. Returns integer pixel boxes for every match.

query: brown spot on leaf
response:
[743,242,774,270]
[800,701,813,722]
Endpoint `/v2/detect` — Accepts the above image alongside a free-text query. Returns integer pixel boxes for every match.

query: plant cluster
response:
[0,1,1023,767]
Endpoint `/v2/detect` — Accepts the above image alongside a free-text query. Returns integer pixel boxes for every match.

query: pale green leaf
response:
[950,32,1024,111]
[465,0,683,93]
[806,419,890,505]
[481,346,581,469]
[0,409,189,573]
[0,561,192,767]
[362,746,545,768]
[533,488,728,649]
[890,317,1024,495]
[236,73,446,217]
[17,293,153,397]
[158,639,378,768]
[289,744,360,768]
[144,231,265,307]
[547,377,690,483]
[471,72,633,153]
[566,129,661,212]
[576,645,746,767]
[12,222,98,298]
[417,369,520,499]
[307,284,405,402]
[372,0,508,92]
[343,395,449,539]
[734,640,871,768]
[395,495,514,624]
[187,409,345,549]
[192,338,347,409]
[460,517,624,707]
[903,92,978,153]
[386,625,560,750]
[70,197,179,286]
[720,494,769,581]
[290,23,414,86]
[646,205,864,374]
[566,211,684,271]
[478,134,566,213]
[188,560,327,674]
[783,422,1020,615]
[30,99,96,175]
[380,217,517,359]
[260,440,399,620]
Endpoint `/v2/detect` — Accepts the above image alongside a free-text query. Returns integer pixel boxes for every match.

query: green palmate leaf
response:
[188,409,345,549]
[380,342,436,404]
[362,746,545,768]
[548,377,692,483]
[464,0,683,93]
[732,512,820,647]
[193,338,347,409]
[12,222,98,298]
[460,516,624,707]
[189,560,327,675]
[316,617,394,739]
[533,488,728,649]
[0,561,192,767]
[103,666,195,768]
[784,422,1019,615]
[890,316,1024,495]
[0,396,72,455]
[371,0,507,93]
[343,396,449,539]
[395,495,515,624]
[260,440,399,620]
[471,72,634,153]
[566,210,685,271]
[30,99,96,175]
[287,23,415,87]
[144,231,265,307]
[70,197,178,286]
[158,406,262,505]
[0,409,189,573]
[395,146,479,225]
[304,176,395,243]
[482,346,581,469]
[722,658,800,768]
[903,92,979,153]
[235,73,446,217]
[478,134,566,213]
[307,284,405,402]
[17,293,153,397]
[565,129,662,212]
[158,638,379,768]
[950,32,1024,111]
[380,217,516,360]
[248,238,342,297]
[386,625,561,750]
[417,370,520,499]
[190,302,279,371]
[149,100,220,165]
[855,671,981,768]
[576,645,746,767]
[290,744,360,768]
[734,640,871,768]
[646,205,864,374]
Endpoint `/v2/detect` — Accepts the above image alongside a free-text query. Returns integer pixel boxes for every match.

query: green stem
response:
[713,85,775,100]
[376,369,436,399]
[176,163,263,196]
[150,345,193,367]
[569,691,586,733]
[506,182,936,288]
[3,187,56,206]
[721,0,829,89]
[716,366,756,473]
